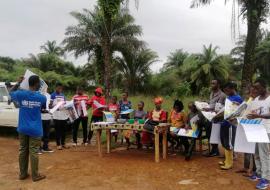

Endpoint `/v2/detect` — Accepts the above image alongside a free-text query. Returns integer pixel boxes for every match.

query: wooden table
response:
[91,123,170,163]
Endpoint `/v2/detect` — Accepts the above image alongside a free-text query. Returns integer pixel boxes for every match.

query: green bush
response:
[175,81,192,98]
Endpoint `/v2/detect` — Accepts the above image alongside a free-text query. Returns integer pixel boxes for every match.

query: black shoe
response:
[32,174,46,182]
[42,148,54,153]
[19,174,30,180]
[205,151,220,157]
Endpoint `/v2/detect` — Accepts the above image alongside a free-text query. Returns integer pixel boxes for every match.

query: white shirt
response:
[251,96,270,133]
[41,93,52,121]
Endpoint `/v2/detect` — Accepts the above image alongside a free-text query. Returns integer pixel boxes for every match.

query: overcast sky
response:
[0,0,269,72]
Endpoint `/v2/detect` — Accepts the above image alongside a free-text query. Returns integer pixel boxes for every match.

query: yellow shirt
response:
[169,110,187,128]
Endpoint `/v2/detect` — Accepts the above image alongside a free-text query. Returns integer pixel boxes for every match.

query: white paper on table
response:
[111,129,118,133]
[234,124,256,154]
[49,101,65,114]
[210,123,221,144]
[195,101,210,111]
[20,69,48,93]
[120,109,134,115]
[94,121,115,125]
[241,123,270,143]
[93,100,107,109]
[178,128,199,138]
[103,111,115,122]
[81,100,88,117]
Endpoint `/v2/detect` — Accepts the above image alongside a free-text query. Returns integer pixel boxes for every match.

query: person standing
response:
[40,91,54,153]
[247,79,270,190]
[10,75,46,182]
[51,83,69,150]
[87,87,106,143]
[203,79,226,157]
[72,87,89,146]
[219,82,243,170]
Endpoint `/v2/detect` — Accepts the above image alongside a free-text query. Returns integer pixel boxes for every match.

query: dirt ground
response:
[0,137,257,190]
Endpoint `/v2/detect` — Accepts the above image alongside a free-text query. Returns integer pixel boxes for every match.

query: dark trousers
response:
[88,116,103,142]
[54,120,67,146]
[220,121,236,150]
[73,117,88,143]
[244,153,256,171]
[205,121,219,153]
[42,120,51,150]
[180,136,190,154]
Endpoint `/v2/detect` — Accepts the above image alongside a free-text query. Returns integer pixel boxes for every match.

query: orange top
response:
[169,110,187,128]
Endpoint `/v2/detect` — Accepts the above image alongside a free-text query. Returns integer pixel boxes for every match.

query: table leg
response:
[162,129,167,160]
[106,129,111,154]
[97,129,102,157]
[154,127,160,163]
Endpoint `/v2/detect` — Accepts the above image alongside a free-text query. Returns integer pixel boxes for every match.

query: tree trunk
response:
[102,13,112,99]
[241,0,263,94]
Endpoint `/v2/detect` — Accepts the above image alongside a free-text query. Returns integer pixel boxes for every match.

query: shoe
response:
[220,149,233,170]
[250,174,261,182]
[205,151,220,157]
[32,174,46,182]
[42,148,54,153]
[185,155,191,161]
[57,146,62,150]
[62,145,70,149]
[256,179,269,190]
[218,161,225,166]
[83,142,88,146]
[72,143,77,147]
[19,174,30,180]
[37,149,43,155]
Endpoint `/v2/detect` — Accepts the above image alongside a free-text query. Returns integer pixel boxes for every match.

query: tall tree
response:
[63,6,143,93]
[163,49,189,70]
[191,0,270,93]
[40,40,64,56]
[180,44,231,92]
[115,48,158,94]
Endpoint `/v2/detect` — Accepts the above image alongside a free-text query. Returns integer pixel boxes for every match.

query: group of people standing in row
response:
[9,75,270,190]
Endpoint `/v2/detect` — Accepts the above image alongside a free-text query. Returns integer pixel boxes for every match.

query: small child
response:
[108,96,120,142]
[169,100,189,154]
[134,101,147,149]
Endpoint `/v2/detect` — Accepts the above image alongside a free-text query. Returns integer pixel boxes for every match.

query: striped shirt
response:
[72,94,89,117]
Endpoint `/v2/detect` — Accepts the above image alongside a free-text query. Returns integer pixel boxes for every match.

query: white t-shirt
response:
[251,96,270,133]
[41,93,52,121]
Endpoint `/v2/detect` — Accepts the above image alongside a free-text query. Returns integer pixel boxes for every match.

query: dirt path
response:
[0,137,256,190]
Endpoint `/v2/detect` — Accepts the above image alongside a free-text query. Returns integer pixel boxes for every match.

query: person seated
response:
[108,96,120,142]
[168,100,189,154]
[142,97,167,147]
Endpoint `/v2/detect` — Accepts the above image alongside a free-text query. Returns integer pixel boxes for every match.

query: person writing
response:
[10,75,47,182]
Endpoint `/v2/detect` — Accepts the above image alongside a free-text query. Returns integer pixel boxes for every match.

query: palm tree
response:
[180,44,230,92]
[40,40,64,56]
[115,48,158,94]
[163,49,189,70]
[63,6,143,95]
[191,0,270,93]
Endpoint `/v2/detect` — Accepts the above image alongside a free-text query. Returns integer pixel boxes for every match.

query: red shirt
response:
[148,109,167,122]
[72,94,89,117]
[108,103,120,118]
[87,95,106,117]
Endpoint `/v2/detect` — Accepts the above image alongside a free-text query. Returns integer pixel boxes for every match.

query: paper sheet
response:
[103,111,115,122]
[120,109,134,115]
[178,115,200,138]
[93,100,107,109]
[234,124,256,154]
[241,123,270,143]
[224,99,239,120]
[64,101,79,122]
[195,101,209,110]
[225,102,248,120]
[20,69,48,93]
[81,100,88,117]
[94,121,115,125]
[49,101,65,114]
[201,111,217,121]
[210,123,221,144]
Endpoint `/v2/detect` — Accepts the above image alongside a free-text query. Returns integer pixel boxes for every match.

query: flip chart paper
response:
[210,123,221,144]
[234,123,255,154]
[81,100,88,117]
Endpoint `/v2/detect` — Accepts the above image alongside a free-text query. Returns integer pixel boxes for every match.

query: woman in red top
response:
[72,87,89,146]
[142,97,167,146]
[87,87,106,143]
